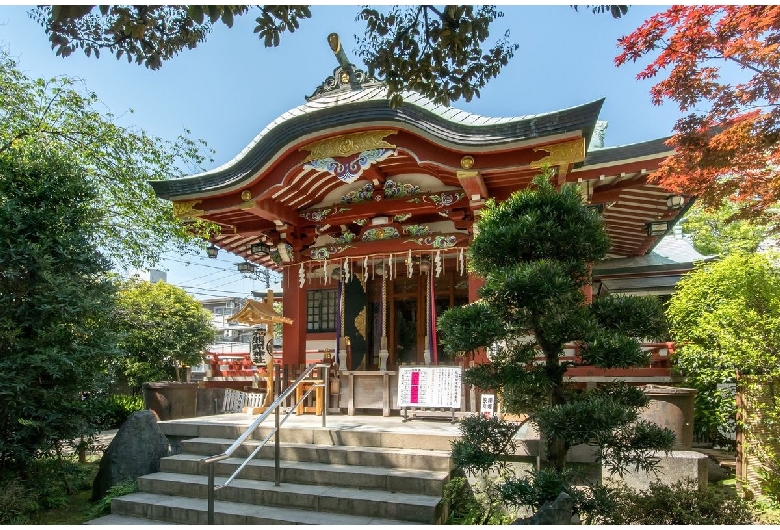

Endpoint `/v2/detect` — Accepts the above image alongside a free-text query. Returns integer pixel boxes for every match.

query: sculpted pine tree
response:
[437,171,674,510]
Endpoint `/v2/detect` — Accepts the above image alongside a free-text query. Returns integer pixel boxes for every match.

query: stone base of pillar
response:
[379,349,389,371]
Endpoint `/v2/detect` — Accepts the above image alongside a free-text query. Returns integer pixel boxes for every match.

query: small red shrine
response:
[151,36,687,402]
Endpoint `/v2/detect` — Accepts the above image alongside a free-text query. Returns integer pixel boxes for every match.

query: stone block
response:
[602,450,708,490]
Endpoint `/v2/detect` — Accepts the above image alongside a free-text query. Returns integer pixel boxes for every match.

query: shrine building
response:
[151,37,689,391]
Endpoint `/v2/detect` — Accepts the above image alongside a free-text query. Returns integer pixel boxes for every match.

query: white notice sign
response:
[397,366,462,408]
[480,394,495,418]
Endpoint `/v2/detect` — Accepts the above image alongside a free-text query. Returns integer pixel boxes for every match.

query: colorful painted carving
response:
[341,182,374,204]
[309,245,353,260]
[334,232,357,244]
[408,191,466,208]
[362,226,400,241]
[394,213,412,222]
[354,218,368,226]
[403,224,430,236]
[300,206,350,223]
[304,148,395,184]
[384,179,421,199]
[408,235,458,249]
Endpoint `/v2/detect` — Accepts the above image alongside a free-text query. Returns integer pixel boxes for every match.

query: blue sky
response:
[0,5,683,299]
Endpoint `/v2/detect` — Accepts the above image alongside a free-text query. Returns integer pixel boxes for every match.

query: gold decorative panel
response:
[300,130,397,163]
[530,138,586,169]
[172,200,205,219]
[355,306,367,341]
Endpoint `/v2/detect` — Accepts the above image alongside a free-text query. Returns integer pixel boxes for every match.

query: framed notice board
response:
[397,366,462,409]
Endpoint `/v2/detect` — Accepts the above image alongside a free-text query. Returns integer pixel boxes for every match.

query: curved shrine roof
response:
[150,87,605,200]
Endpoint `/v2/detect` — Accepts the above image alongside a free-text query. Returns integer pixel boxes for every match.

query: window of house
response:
[307,289,337,332]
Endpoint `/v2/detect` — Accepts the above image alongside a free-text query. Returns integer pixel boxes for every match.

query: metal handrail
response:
[202,362,330,524]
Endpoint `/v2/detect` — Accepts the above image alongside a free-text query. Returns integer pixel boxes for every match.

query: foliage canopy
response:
[31,5,626,108]
[681,201,770,256]
[668,252,780,485]
[616,6,780,226]
[0,51,215,270]
[0,149,117,468]
[113,279,215,392]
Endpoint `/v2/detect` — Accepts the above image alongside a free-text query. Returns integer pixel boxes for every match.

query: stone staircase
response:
[104,420,456,525]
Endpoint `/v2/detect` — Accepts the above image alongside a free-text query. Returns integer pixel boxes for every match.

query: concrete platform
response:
[158,410,466,437]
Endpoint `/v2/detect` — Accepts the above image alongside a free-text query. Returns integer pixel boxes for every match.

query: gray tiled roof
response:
[584,137,672,167]
[151,88,605,200]
[593,235,714,276]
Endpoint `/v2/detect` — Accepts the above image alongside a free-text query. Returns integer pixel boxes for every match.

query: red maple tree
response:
[616,6,780,224]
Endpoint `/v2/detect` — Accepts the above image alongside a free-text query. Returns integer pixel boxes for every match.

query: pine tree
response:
[438,170,674,511]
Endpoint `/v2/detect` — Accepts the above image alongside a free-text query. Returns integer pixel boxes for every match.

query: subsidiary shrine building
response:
[151,54,687,387]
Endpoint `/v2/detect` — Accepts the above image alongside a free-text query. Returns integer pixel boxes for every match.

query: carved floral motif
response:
[403,224,430,236]
[384,179,421,199]
[408,235,458,249]
[408,191,466,209]
[310,245,353,260]
[334,232,357,244]
[341,182,374,204]
[300,206,350,223]
[361,226,400,241]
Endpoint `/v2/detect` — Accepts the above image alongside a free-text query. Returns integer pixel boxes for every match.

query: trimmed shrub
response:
[580,479,754,525]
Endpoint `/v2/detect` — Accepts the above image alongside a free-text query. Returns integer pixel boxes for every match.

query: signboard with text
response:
[480,394,495,418]
[397,366,462,409]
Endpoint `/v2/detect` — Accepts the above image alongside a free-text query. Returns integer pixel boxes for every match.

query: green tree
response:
[681,201,769,256]
[30,5,626,107]
[114,280,214,393]
[667,252,780,498]
[0,149,118,468]
[437,171,673,513]
[0,51,215,270]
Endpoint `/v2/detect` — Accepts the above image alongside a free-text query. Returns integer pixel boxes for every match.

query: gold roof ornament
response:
[227,299,293,326]
[300,130,397,163]
[530,138,586,169]
[172,200,205,220]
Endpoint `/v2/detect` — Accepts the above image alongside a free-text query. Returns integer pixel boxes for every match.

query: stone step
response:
[180,437,453,471]
[135,472,444,524]
[112,492,414,525]
[161,453,449,496]
[85,513,179,525]
[160,422,456,451]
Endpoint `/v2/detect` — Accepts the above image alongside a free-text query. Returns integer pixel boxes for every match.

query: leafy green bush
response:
[26,458,94,509]
[580,479,754,525]
[751,497,780,525]
[0,477,38,524]
[88,394,145,430]
[87,479,138,519]
[0,457,95,523]
[444,474,514,525]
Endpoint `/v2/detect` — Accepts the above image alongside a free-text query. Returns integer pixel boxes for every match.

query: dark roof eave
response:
[150,98,605,200]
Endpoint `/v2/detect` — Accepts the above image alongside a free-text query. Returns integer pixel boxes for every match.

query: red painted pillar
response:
[468,274,484,303]
[282,266,306,366]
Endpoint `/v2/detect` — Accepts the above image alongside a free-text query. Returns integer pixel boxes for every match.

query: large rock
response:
[513,492,574,525]
[91,410,169,500]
